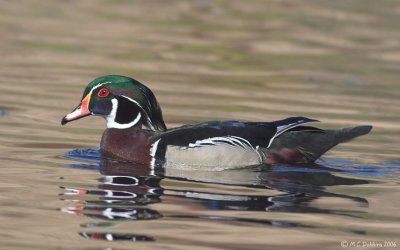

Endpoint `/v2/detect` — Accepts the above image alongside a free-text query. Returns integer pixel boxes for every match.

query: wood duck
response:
[61,75,372,170]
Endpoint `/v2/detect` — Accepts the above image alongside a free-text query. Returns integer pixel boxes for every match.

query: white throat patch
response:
[106,98,142,129]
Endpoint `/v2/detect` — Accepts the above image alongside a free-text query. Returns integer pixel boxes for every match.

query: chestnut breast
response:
[100,128,154,165]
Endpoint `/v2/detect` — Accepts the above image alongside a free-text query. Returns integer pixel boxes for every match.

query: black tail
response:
[269,125,372,162]
[332,125,372,143]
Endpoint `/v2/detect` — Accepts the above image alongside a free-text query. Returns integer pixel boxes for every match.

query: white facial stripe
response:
[85,82,110,102]
[106,98,142,129]
[80,81,110,113]
[120,95,142,108]
[91,82,110,92]
[121,95,156,131]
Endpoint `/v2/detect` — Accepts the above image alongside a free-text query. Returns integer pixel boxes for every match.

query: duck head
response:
[61,75,166,131]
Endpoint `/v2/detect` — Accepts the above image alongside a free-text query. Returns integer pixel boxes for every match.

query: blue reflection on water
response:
[0,110,10,116]
[65,148,102,163]
[320,158,400,177]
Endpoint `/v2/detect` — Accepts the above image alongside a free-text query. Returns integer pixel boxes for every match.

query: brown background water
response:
[0,1,399,249]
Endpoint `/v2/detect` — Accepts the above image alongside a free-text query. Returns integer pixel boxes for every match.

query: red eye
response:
[97,88,109,98]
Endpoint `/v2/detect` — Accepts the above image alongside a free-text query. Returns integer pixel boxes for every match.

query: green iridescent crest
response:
[86,75,166,131]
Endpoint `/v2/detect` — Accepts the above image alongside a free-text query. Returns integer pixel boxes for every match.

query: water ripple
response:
[60,148,379,243]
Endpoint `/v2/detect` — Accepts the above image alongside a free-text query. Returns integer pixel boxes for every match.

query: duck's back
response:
[152,117,318,169]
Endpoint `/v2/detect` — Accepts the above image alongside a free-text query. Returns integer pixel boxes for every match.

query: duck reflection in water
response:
[61,149,369,241]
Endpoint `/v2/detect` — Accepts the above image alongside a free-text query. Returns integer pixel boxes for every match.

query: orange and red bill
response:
[61,93,91,125]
